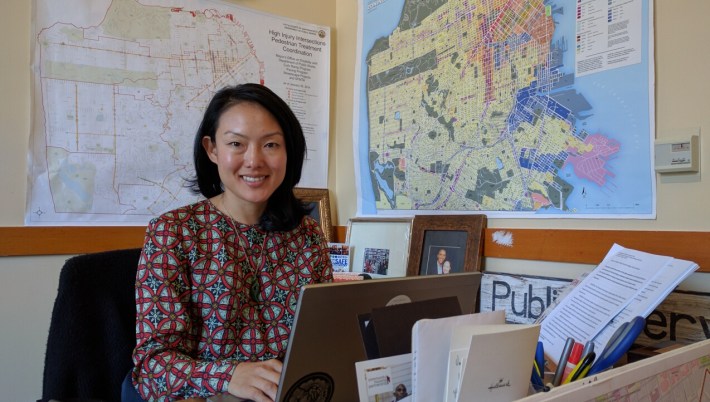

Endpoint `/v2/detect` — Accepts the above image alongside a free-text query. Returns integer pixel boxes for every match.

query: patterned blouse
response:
[131,199,333,400]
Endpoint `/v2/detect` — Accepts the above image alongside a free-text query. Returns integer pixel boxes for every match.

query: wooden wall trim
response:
[1,227,148,256]
[483,228,710,273]
[1,226,708,273]
[0,226,347,257]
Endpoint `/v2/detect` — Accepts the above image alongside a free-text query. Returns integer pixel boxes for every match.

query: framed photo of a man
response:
[406,215,487,276]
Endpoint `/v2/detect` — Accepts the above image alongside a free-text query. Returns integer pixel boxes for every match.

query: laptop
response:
[209,272,482,402]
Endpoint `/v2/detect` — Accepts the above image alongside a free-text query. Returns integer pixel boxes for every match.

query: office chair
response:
[40,248,141,402]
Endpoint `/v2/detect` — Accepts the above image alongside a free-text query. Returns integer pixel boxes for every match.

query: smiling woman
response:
[125,83,334,402]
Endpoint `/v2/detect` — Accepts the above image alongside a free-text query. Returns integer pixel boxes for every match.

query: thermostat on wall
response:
[654,135,699,173]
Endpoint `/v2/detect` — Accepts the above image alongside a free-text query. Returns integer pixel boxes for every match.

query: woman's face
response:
[203,101,287,211]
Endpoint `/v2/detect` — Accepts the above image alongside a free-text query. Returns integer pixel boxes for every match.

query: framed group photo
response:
[406,214,487,276]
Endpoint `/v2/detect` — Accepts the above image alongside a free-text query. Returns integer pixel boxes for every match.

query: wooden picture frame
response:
[406,214,487,276]
[294,187,333,243]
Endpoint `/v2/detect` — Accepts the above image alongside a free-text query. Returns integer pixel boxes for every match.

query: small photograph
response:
[328,242,351,272]
[363,248,390,275]
[355,354,413,402]
[420,230,468,276]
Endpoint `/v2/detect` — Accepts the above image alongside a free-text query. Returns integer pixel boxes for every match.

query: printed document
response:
[539,244,683,365]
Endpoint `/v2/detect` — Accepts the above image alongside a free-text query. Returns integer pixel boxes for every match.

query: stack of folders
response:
[537,244,699,377]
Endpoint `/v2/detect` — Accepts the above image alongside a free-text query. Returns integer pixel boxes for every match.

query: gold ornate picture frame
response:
[294,187,333,243]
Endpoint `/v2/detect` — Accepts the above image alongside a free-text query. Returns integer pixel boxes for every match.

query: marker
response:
[562,342,584,383]
[566,351,596,383]
[581,340,595,358]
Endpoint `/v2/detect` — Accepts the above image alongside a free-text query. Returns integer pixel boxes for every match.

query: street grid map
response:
[28,0,329,224]
[355,0,653,217]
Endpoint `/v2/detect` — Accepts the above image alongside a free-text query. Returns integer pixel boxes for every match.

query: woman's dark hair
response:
[188,83,308,231]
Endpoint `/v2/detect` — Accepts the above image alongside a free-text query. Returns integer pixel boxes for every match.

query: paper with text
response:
[539,244,673,365]
[590,257,698,352]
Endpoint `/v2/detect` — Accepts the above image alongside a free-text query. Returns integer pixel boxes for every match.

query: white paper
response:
[411,310,505,402]
[539,243,690,366]
[590,257,698,352]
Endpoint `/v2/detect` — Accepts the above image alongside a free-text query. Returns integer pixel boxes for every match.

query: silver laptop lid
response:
[276,272,482,402]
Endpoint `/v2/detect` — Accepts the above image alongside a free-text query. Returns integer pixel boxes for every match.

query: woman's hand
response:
[227,359,283,402]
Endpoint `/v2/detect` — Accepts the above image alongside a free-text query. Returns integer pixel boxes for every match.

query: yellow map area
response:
[366,0,591,211]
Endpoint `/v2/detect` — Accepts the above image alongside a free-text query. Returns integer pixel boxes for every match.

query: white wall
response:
[3,1,710,400]
[0,1,335,400]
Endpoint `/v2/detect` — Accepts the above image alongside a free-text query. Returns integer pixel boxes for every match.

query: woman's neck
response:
[213,193,265,225]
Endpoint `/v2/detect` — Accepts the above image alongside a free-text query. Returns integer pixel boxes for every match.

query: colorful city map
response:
[355,0,653,217]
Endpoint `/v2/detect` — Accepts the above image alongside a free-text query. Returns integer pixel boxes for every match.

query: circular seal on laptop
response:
[282,372,334,402]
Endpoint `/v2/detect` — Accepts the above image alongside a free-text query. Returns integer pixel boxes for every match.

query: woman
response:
[127,83,333,401]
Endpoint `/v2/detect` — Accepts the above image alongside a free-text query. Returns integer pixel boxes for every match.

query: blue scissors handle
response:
[587,316,645,376]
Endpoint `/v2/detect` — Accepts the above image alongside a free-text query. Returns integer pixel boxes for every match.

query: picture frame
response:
[294,187,333,243]
[346,217,414,277]
[406,215,487,276]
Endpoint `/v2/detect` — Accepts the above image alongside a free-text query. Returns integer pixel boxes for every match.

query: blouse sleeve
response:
[132,216,238,400]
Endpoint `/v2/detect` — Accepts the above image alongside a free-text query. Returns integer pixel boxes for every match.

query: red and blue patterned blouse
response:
[131,199,333,400]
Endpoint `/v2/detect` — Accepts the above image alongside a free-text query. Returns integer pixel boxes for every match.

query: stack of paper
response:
[538,243,699,366]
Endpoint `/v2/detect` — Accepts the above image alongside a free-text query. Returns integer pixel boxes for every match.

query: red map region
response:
[564,134,621,186]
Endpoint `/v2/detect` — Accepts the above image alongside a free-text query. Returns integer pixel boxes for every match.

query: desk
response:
[518,338,710,401]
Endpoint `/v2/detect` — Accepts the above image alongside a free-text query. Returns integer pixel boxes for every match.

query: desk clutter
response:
[354,244,700,402]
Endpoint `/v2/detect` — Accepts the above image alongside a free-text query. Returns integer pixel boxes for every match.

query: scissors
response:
[586,316,645,376]
[530,342,545,390]
[531,361,545,389]
[535,341,545,376]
